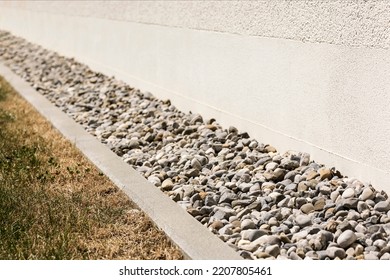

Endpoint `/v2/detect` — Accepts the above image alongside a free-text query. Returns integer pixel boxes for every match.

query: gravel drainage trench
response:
[1,30,390,260]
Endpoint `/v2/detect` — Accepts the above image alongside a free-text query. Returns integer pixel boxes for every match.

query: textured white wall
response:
[2,0,390,49]
[0,1,389,190]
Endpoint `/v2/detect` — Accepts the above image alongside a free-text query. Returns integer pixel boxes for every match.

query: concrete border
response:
[0,62,242,260]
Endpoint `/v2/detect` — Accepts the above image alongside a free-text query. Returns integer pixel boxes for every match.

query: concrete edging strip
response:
[0,62,242,260]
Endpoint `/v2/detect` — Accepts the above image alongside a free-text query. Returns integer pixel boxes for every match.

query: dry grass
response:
[0,76,183,260]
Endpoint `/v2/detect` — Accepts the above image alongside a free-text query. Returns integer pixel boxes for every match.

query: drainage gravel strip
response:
[1,30,390,260]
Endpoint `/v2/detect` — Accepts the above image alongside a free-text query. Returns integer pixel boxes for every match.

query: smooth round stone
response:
[380,253,390,260]
[253,250,271,259]
[340,198,358,209]
[237,239,250,247]
[313,198,326,211]
[337,230,357,249]
[330,190,340,202]
[318,168,332,180]
[241,229,268,241]
[218,225,233,235]
[239,251,254,260]
[290,225,301,234]
[295,214,312,228]
[373,239,387,250]
[182,185,195,197]
[280,207,292,219]
[346,210,360,220]
[319,185,331,195]
[374,200,390,212]
[289,252,303,260]
[326,247,346,259]
[300,203,315,214]
[239,243,260,253]
[277,197,290,208]
[291,230,309,243]
[161,178,174,191]
[148,175,161,186]
[213,208,235,220]
[355,224,367,233]
[316,250,329,260]
[366,199,376,207]
[265,161,278,171]
[219,192,237,204]
[261,182,276,191]
[204,196,217,206]
[359,187,375,201]
[209,220,224,230]
[298,181,309,192]
[342,188,356,199]
[285,183,297,191]
[241,219,256,230]
[128,139,140,149]
[265,244,280,257]
[284,170,297,181]
[191,158,202,170]
[357,201,369,213]
[360,209,371,220]
[306,171,318,181]
[364,252,379,260]
[318,230,334,244]
[266,217,278,227]
[296,197,308,208]
[253,235,281,246]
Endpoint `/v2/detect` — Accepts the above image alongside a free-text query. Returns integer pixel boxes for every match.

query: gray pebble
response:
[241,219,256,230]
[374,200,390,212]
[326,247,346,259]
[241,229,268,242]
[265,244,280,257]
[337,230,357,249]
[295,214,312,228]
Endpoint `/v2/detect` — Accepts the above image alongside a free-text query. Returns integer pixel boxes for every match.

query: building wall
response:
[0,1,389,190]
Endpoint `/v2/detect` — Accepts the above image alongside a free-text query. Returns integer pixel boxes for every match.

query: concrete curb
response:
[0,62,242,260]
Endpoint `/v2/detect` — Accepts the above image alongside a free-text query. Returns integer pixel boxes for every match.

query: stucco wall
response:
[0,1,389,190]
[2,0,390,49]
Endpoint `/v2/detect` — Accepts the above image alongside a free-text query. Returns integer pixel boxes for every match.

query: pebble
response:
[241,219,256,230]
[342,188,356,199]
[359,187,375,201]
[265,244,280,257]
[298,181,309,192]
[295,215,312,228]
[337,230,357,249]
[380,253,390,260]
[161,178,174,191]
[300,203,315,214]
[319,168,332,180]
[326,247,346,259]
[374,200,390,212]
[364,252,379,260]
[242,229,268,242]
[0,30,388,261]
[306,171,319,180]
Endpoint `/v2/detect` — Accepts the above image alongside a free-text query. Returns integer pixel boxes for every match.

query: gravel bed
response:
[1,30,390,260]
